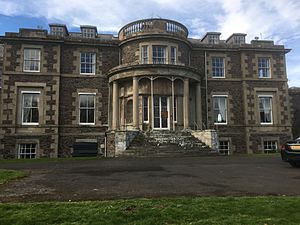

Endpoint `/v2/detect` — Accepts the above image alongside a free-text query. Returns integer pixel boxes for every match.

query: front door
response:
[153,96,169,129]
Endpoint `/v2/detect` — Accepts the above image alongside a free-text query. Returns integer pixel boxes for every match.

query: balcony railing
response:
[119,19,188,41]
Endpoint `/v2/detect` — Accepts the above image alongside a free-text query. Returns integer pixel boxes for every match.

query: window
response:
[213,96,227,124]
[219,141,230,155]
[79,94,95,124]
[212,57,225,77]
[152,46,166,64]
[233,36,245,44]
[80,52,96,74]
[23,49,41,72]
[208,35,219,44]
[259,96,272,124]
[18,143,36,159]
[170,47,177,64]
[82,29,96,38]
[258,57,270,78]
[173,97,177,122]
[126,99,133,124]
[143,96,149,122]
[50,27,64,36]
[141,46,148,64]
[22,92,40,125]
[263,141,277,153]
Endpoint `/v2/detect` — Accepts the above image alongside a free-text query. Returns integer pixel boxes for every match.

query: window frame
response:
[23,48,41,72]
[258,95,273,125]
[212,57,225,78]
[21,91,40,125]
[152,45,167,64]
[212,95,228,125]
[18,143,37,159]
[80,52,96,75]
[258,57,271,78]
[263,140,278,153]
[170,46,177,64]
[219,140,230,155]
[141,45,149,64]
[79,93,96,125]
[143,96,149,123]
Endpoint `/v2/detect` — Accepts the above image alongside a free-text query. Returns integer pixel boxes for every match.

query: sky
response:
[0,0,299,87]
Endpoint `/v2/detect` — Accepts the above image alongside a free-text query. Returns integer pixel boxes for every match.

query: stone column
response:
[183,78,189,129]
[196,82,202,130]
[149,77,153,129]
[112,81,119,130]
[132,77,139,129]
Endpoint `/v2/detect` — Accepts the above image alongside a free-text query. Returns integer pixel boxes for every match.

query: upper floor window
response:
[258,57,270,78]
[23,49,41,72]
[82,29,96,38]
[152,45,166,64]
[80,52,96,74]
[50,27,64,36]
[18,143,37,159]
[141,46,148,64]
[212,57,225,77]
[213,96,227,124]
[233,36,245,44]
[170,47,177,64]
[22,92,40,125]
[259,96,272,124]
[208,35,219,44]
[79,94,95,125]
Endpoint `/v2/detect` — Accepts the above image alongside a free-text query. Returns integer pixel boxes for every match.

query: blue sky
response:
[0,0,299,87]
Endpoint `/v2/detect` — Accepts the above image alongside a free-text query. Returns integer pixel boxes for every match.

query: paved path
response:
[0,155,299,202]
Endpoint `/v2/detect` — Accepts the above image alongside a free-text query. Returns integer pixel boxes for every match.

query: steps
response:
[121,130,218,157]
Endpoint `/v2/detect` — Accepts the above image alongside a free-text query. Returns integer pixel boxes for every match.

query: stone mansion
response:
[0,18,294,158]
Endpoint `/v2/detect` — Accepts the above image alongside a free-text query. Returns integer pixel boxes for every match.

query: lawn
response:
[0,169,27,185]
[1,197,299,225]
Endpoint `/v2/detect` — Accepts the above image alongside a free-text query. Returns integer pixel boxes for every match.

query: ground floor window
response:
[18,143,36,159]
[143,96,149,123]
[263,141,277,153]
[219,141,230,155]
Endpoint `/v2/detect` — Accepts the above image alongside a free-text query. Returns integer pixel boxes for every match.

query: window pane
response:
[213,96,227,123]
[23,49,40,72]
[80,52,96,74]
[79,94,95,124]
[212,57,224,77]
[259,97,272,123]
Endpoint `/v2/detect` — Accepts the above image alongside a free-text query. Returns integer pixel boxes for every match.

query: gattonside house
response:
[0,18,294,158]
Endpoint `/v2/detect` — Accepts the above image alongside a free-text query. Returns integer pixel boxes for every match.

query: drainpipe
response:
[204,51,208,129]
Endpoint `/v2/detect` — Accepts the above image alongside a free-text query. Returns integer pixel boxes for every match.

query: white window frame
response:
[18,143,37,159]
[212,57,225,78]
[213,95,228,125]
[259,95,273,125]
[23,49,41,72]
[21,91,41,125]
[152,45,166,64]
[170,46,177,64]
[80,52,96,75]
[79,93,96,125]
[143,96,149,123]
[208,35,219,44]
[258,57,271,78]
[141,45,149,64]
[263,140,278,153]
[219,141,230,155]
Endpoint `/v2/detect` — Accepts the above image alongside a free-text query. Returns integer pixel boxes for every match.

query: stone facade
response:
[0,18,294,158]
[289,87,300,139]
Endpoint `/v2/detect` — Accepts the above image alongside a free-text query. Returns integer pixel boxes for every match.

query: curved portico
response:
[108,18,204,132]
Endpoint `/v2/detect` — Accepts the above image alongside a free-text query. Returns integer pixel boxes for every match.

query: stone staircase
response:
[120,130,218,157]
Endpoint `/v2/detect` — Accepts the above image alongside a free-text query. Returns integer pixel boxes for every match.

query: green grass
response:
[1,197,300,225]
[0,169,27,185]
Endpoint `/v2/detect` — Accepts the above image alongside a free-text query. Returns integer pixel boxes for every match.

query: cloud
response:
[0,0,299,86]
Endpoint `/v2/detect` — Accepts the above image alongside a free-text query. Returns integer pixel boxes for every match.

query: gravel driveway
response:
[0,155,299,202]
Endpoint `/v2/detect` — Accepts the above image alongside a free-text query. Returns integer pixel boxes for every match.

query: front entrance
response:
[153,96,169,129]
